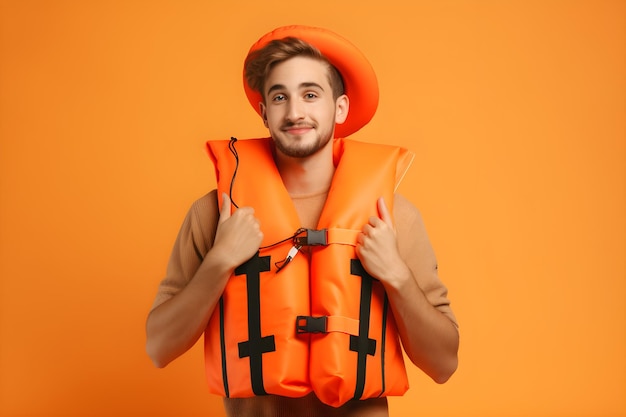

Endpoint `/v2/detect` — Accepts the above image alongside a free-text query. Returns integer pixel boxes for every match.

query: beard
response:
[272,123,334,158]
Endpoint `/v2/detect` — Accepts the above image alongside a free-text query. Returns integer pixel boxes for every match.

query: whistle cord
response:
[228,137,240,209]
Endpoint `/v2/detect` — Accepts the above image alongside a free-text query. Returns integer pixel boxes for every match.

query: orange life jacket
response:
[204,137,414,407]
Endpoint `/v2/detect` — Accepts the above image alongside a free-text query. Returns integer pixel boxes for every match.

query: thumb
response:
[377,197,394,228]
[219,192,232,223]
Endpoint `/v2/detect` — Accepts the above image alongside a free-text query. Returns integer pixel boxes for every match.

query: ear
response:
[335,94,349,124]
[259,102,268,128]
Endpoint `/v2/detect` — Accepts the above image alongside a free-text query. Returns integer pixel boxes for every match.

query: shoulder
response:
[392,193,422,226]
[189,190,219,222]
[392,193,434,260]
[185,190,220,251]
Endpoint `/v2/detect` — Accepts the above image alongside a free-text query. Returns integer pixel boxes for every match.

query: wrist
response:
[202,246,238,277]
[381,262,413,292]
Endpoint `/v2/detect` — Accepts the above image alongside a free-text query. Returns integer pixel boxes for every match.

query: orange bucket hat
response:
[243,25,379,138]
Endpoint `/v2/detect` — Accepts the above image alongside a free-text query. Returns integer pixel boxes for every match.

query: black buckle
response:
[295,229,327,246]
[296,316,327,334]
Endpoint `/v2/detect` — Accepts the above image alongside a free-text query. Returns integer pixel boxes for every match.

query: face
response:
[260,56,348,159]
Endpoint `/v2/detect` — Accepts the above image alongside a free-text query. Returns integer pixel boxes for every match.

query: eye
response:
[304,92,318,100]
[272,94,286,102]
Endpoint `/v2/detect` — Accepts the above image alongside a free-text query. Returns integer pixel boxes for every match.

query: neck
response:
[274,141,335,196]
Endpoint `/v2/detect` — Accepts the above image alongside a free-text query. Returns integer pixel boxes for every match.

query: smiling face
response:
[260,56,348,159]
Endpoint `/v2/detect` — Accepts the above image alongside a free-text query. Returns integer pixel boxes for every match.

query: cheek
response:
[265,105,285,121]
[263,110,279,127]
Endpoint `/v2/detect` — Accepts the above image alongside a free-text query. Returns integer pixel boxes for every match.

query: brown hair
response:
[244,37,345,101]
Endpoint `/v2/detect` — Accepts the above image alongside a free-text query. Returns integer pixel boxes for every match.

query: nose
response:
[286,98,304,122]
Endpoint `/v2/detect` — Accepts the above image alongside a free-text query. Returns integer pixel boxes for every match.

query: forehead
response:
[265,56,331,91]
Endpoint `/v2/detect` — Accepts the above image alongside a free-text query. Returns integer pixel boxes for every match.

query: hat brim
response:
[243,25,378,138]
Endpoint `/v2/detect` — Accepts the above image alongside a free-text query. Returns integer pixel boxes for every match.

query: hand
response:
[356,197,408,286]
[212,193,263,268]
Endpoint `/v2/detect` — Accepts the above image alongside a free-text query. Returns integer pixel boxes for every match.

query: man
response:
[146,25,459,417]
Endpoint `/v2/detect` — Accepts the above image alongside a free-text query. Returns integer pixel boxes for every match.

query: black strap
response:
[218,296,229,397]
[379,293,389,397]
[349,259,377,400]
[235,252,275,395]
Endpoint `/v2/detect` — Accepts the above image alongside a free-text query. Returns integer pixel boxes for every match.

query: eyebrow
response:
[266,82,326,95]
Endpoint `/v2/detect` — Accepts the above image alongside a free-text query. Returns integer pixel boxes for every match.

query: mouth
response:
[282,124,314,135]
[285,128,312,135]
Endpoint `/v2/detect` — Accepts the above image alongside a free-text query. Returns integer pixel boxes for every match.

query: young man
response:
[146,25,459,417]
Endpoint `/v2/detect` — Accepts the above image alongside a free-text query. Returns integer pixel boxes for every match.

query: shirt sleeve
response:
[149,190,219,311]
[393,194,458,328]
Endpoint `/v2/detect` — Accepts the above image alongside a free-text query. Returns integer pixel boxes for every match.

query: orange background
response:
[1,1,624,416]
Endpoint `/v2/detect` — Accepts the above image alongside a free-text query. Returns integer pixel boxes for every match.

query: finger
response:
[362,222,374,235]
[219,192,231,223]
[377,197,393,228]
